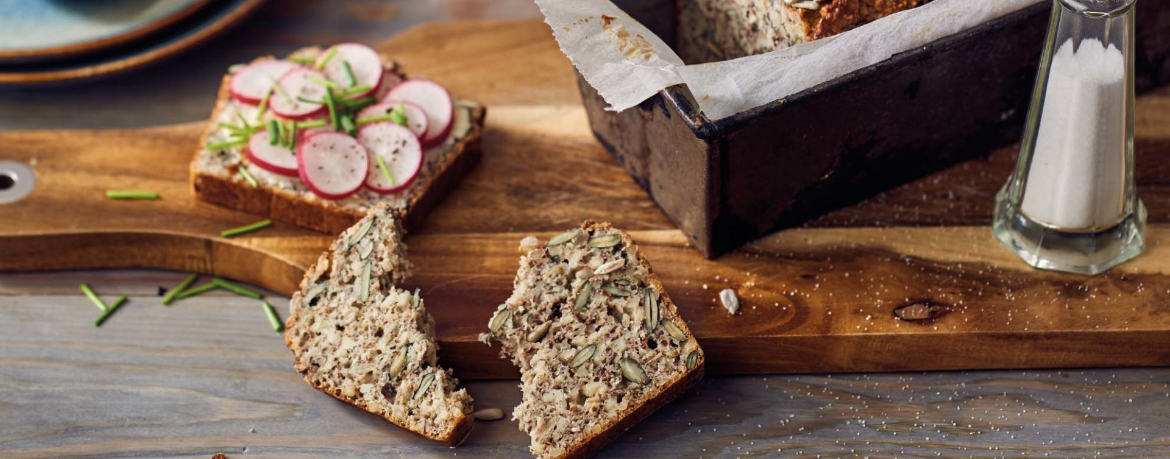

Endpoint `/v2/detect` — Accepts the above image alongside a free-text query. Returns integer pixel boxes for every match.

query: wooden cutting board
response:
[3,20,1170,379]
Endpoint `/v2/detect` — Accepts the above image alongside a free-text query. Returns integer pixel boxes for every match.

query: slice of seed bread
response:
[285,204,474,445]
[191,46,486,234]
[483,221,705,459]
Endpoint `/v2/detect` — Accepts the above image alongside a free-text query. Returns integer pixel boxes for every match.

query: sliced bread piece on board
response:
[483,221,705,459]
[192,45,486,234]
[285,204,474,445]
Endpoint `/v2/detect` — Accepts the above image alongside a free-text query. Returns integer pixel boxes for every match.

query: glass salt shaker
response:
[993,0,1144,275]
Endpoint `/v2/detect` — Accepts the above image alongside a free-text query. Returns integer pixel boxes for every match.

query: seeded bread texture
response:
[191,46,486,235]
[484,221,705,459]
[285,205,474,445]
[677,0,933,64]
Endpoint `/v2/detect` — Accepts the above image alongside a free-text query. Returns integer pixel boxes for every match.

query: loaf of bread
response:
[483,221,705,459]
[191,46,485,234]
[678,0,933,63]
[285,205,474,445]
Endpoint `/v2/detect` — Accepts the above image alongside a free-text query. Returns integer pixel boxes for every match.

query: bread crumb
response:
[719,289,739,315]
[212,454,228,459]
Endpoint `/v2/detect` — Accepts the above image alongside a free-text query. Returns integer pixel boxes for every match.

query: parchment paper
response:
[535,0,1045,121]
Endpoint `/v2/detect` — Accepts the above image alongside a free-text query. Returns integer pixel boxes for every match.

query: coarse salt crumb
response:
[720,289,739,315]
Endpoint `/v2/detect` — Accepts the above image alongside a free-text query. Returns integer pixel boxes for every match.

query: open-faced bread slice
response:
[192,45,485,234]
[483,221,705,458]
[285,204,474,445]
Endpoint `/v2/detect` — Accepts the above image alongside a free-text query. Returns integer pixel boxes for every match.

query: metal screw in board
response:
[0,161,35,204]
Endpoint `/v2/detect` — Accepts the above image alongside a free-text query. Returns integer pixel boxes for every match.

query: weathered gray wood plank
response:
[3,271,1169,458]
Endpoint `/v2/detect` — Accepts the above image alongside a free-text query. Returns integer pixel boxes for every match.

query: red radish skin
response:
[358,101,429,140]
[318,43,383,98]
[270,69,329,120]
[384,79,453,148]
[374,69,404,100]
[230,60,298,105]
[358,122,423,194]
[297,132,370,200]
[246,129,299,177]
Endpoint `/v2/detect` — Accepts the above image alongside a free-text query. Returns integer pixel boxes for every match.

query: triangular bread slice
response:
[483,221,705,458]
[285,204,474,445]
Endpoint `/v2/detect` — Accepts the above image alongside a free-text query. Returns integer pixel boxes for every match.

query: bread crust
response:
[191,57,486,234]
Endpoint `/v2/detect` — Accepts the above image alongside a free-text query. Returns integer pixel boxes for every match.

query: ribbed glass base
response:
[993,186,1146,275]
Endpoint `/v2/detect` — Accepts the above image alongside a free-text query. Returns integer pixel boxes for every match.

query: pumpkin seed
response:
[413,372,435,400]
[662,320,687,342]
[303,282,327,306]
[570,345,596,368]
[546,228,581,247]
[489,309,511,334]
[347,217,374,247]
[588,233,622,248]
[574,282,594,313]
[594,259,625,275]
[389,348,408,378]
[686,351,700,370]
[619,358,649,384]
[527,322,551,342]
[473,407,505,421]
[359,261,372,301]
[643,288,660,331]
[604,285,631,297]
[358,238,375,260]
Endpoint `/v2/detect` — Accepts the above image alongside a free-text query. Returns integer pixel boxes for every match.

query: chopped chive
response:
[287,55,315,65]
[296,120,328,129]
[80,283,108,311]
[338,84,372,99]
[341,96,376,112]
[262,300,284,332]
[268,120,279,146]
[288,123,298,149]
[207,139,248,151]
[297,96,324,105]
[106,190,159,200]
[355,114,395,125]
[221,219,272,238]
[315,46,339,70]
[376,154,395,186]
[173,282,217,301]
[307,74,341,89]
[237,113,251,130]
[325,89,340,131]
[341,60,357,87]
[219,122,246,133]
[254,86,273,123]
[161,273,198,305]
[389,102,407,126]
[269,76,294,105]
[340,115,356,136]
[212,277,264,299]
[94,295,128,327]
[238,167,259,188]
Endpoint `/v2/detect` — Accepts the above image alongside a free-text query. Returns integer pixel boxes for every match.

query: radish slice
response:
[230,60,298,105]
[270,68,328,120]
[246,129,299,177]
[384,79,453,148]
[374,69,404,100]
[358,122,423,194]
[358,101,429,140]
[297,132,370,200]
[317,43,383,98]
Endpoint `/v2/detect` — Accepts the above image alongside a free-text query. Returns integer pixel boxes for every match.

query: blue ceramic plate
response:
[0,0,266,84]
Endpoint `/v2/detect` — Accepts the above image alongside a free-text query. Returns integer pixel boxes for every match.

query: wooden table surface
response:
[3,0,1169,457]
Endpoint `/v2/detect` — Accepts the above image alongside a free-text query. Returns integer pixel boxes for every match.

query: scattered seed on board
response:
[719,288,740,315]
[473,407,506,421]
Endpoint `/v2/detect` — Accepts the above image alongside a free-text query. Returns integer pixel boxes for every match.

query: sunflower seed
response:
[546,228,581,247]
[588,233,622,248]
[595,259,625,275]
[411,288,421,309]
[389,348,408,378]
[359,261,372,301]
[489,309,511,334]
[303,283,327,307]
[643,288,660,331]
[570,345,596,368]
[719,288,740,315]
[473,407,506,421]
[413,372,435,400]
[619,358,649,384]
[662,320,687,342]
[686,351,700,370]
[574,282,594,313]
[604,285,631,297]
[347,217,374,247]
[358,238,375,260]
[527,322,551,342]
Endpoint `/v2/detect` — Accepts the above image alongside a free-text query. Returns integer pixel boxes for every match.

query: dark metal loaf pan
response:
[579,0,1170,258]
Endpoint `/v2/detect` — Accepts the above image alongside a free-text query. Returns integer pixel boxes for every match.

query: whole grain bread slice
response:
[483,221,705,459]
[191,46,486,234]
[285,204,474,445]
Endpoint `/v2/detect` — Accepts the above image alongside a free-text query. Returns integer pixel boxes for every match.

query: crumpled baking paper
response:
[535,0,1045,121]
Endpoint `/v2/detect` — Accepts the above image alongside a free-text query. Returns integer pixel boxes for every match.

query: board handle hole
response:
[0,161,35,204]
[0,172,14,191]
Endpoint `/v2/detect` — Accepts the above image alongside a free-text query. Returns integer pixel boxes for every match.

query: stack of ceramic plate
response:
[0,0,267,84]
